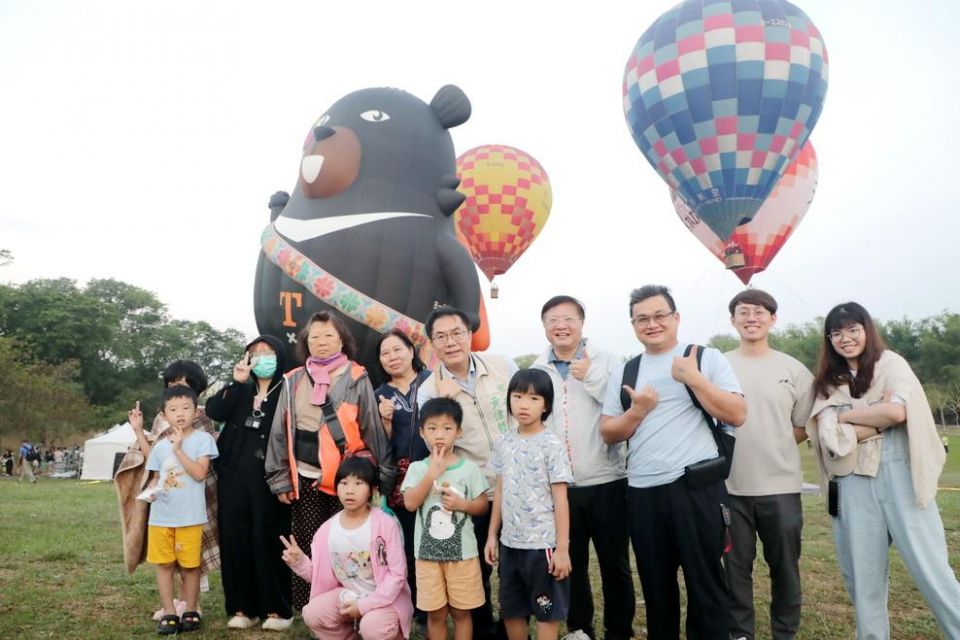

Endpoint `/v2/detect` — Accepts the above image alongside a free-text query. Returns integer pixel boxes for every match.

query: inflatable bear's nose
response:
[313,126,336,142]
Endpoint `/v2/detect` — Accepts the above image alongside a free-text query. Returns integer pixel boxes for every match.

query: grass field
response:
[1,439,958,639]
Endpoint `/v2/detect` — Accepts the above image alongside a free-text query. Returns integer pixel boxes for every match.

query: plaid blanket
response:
[114,409,220,574]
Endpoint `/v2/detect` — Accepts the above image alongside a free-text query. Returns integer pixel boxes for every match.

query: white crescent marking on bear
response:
[300,155,325,183]
[275,212,431,242]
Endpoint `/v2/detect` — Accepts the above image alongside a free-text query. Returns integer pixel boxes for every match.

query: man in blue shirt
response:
[601,285,745,640]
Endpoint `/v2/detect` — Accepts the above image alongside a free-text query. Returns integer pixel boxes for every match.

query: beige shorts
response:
[415,556,485,612]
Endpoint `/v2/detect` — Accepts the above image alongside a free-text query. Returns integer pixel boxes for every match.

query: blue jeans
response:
[833,426,960,639]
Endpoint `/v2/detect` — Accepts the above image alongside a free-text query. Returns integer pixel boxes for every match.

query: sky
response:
[2,0,959,361]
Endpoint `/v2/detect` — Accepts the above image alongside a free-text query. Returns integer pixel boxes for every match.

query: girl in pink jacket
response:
[281,456,413,639]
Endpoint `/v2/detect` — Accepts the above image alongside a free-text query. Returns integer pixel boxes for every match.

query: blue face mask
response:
[251,355,277,379]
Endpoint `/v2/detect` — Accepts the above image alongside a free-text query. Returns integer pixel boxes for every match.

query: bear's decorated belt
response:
[260,223,432,353]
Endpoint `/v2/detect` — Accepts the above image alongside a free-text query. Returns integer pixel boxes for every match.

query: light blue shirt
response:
[146,430,218,527]
[601,343,741,489]
[489,429,573,549]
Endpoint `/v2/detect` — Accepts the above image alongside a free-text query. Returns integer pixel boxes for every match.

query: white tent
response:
[80,422,136,480]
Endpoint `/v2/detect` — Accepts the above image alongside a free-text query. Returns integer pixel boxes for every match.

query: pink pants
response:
[302,589,403,640]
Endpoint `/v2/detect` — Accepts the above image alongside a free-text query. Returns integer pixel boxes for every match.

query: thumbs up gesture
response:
[671,345,701,385]
[378,395,395,422]
[569,348,591,381]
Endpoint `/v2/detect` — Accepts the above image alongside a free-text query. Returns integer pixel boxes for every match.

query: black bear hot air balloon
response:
[253,85,487,378]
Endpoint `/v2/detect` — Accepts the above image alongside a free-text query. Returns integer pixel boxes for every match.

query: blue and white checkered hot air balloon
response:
[623,0,828,241]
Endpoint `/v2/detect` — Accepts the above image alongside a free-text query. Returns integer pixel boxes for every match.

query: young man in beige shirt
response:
[723,290,815,640]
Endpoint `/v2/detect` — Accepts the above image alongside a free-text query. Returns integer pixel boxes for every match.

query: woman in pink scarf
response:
[265,310,395,612]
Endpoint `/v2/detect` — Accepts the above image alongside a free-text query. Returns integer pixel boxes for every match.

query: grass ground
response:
[1,438,958,639]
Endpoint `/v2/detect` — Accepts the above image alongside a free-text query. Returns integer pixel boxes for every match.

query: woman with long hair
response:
[809,302,960,638]
[374,328,431,622]
[265,310,395,612]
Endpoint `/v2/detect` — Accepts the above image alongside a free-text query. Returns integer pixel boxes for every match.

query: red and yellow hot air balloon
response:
[673,141,818,285]
[455,144,552,296]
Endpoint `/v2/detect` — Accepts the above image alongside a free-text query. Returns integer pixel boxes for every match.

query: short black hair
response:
[629,285,676,316]
[419,397,463,429]
[162,360,208,395]
[162,385,198,408]
[540,295,585,320]
[507,368,554,421]
[335,455,379,498]
[728,289,778,315]
[424,307,471,340]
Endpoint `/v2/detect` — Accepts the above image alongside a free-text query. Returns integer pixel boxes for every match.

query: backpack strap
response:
[619,354,642,412]
[683,344,720,432]
[322,403,347,456]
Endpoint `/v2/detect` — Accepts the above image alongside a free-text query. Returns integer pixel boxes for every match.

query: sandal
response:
[179,611,202,633]
[157,614,179,635]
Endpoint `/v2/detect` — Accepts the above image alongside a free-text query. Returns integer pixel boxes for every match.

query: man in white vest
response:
[418,307,517,639]
[534,295,634,640]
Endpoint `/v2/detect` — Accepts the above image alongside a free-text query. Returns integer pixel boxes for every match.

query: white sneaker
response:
[562,631,592,640]
[227,614,260,629]
[261,616,294,631]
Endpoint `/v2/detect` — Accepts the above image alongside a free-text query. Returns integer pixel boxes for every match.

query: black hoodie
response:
[205,334,288,474]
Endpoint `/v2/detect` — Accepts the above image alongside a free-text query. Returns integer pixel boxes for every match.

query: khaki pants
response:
[18,459,36,483]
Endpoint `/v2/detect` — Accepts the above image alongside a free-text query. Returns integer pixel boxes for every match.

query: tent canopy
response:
[81,422,136,480]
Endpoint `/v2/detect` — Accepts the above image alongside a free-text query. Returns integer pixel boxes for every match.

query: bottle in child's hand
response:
[339,589,359,604]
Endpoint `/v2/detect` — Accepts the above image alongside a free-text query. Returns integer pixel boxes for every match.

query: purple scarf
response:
[305,352,349,405]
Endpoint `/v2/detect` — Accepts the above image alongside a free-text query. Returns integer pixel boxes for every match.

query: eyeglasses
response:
[431,328,468,345]
[734,308,770,320]
[543,315,581,328]
[630,311,675,326]
[828,325,863,342]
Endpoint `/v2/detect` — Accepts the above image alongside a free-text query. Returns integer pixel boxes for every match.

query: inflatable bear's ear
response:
[431,85,471,129]
[268,191,289,221]
[439,174,461,190]
[437,188,465,217]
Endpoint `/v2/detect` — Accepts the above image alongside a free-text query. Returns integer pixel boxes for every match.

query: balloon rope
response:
[766,271,820,319]
[260,224,436,365]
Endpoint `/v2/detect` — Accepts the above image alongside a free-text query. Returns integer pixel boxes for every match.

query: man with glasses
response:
[533,295,634,640]
[600,285,745,640]
[417,307,517,639]
[723,290,815,640]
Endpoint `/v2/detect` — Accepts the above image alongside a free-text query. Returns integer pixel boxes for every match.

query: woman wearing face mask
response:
[265,311,395,613]
[205,335,294,632]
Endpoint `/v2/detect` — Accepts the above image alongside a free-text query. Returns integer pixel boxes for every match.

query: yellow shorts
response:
[146,525,203,568]
[415,556,484,611]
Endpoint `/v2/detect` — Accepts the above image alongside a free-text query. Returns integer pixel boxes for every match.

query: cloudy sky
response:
[2,0,958,361]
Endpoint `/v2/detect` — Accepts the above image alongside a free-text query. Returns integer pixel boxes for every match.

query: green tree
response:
[768,320,824,371]
[0,279,115,401]
[707,334,738,353]
[0,249,12,266]
[0,338,98,446]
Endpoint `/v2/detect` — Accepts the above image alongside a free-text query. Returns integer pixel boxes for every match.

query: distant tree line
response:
[0,277,246,445]
[706,313,960,427]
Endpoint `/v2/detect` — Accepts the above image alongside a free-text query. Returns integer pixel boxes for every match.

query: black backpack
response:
[619,344,736,482]
[25,446,40,463]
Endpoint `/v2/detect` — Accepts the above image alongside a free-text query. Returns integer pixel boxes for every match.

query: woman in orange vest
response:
[265,310,395,612]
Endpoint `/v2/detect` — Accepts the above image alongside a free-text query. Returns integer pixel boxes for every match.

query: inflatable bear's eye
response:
[360,110,390,123]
